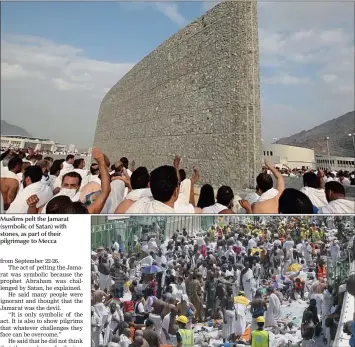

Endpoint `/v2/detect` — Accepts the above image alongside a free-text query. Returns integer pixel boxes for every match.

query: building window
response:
[270,151,273,156]
[263,151,265,155]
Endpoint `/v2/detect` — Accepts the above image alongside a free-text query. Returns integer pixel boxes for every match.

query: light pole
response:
[325,137,331,171]
[348,133,355,152]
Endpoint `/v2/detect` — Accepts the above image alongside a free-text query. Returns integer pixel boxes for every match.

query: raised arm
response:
[317,169,325,190]
[190,168,200,207]
[87,148,111,214]
[264,158,285,197]
[0,149,11,162]
[173,155,181,184]
[26,194,40,214]
[129,160,136,173]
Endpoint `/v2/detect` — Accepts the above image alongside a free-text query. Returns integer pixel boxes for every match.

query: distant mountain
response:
[1,120,32,138]
[277,111,355,157]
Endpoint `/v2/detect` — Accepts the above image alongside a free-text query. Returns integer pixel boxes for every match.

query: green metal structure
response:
[91,216,216,252]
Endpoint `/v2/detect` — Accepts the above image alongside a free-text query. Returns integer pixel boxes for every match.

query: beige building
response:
[1,135,67,153]
[315,154,355,171]
[263,143,316,169]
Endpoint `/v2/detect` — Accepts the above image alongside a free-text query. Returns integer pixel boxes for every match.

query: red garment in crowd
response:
[149,280,157,296]
[316,264,326,280]
[201,245,207,257]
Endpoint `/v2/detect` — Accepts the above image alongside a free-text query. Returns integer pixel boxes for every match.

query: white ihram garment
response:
[223,309,237,339]
[174,179,195,213]
[322,290,333,333]
[300,187,328,209]
[242,269,254,301]
[101,180,125,214]
[99,273,111,292]
[91,311,102,347]
[265,293,281,327]
[59,162,74,176]
[160,313,171,345]
[202,202,228,214]
[149,313,163,337]
[234,302,247,336]
[244,192,260,206]
[125,188,152,201]
[7,181,53,213]
[73,168,89,180]
[126,197,174,214]
[257,188,278,202]
[1,168,21,182]
[102,311,119,347]
[318,199,355,214]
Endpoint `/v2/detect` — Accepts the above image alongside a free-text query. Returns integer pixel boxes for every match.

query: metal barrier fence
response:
[327,259,351,292]
[334,260,355,346]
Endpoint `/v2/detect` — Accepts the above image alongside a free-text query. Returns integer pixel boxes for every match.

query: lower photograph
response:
[90,215,354,347]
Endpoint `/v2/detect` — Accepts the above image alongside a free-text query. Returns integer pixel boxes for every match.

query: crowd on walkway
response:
[90,216,355,347]
[1,148,354,214]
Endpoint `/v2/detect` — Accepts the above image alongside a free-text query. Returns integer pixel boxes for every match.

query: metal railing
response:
[334,260,355,346]
[327,258,351,292]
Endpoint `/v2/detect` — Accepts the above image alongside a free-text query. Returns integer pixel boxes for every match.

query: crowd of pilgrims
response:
[90,217,355,347]
[1,147,354,214]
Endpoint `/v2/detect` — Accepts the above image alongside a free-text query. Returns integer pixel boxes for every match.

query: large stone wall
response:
[94,1,261,190]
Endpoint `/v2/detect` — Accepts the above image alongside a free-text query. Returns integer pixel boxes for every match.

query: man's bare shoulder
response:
[116,199,134,214]
[1,177,19,190]
[252,197,278,214]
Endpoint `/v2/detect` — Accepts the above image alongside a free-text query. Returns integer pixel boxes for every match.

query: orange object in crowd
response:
[129,326,135,341]
[242,326,251,341]
[316,264,326,280]
[295,279,305,289]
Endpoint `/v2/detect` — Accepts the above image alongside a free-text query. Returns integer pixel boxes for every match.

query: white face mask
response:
[60,188,78,199]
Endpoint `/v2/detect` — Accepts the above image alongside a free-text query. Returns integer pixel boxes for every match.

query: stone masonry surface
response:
[94,1,261,190]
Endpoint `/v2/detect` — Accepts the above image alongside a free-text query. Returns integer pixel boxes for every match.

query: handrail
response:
[334,260,355,346]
